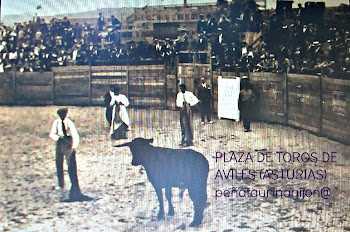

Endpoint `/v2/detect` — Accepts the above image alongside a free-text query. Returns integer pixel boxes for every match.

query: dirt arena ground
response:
[0,106,349,232]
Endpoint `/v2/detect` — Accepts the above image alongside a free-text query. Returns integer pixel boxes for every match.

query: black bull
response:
[115,138,209,227]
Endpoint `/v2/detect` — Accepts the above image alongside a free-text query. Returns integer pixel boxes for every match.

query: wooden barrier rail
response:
[213,71,350,144]
[0,65,167,108]
[0,67,349,144]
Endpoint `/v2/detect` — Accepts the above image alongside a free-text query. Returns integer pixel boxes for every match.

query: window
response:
[177,14,184,20]
[185,14,190,20]
[191,14,198,20]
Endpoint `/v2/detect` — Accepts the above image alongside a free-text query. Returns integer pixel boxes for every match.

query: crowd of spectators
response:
[208,1,350,78]
[254,5,350,78]
[0,2,349,78]
[0,13,160,72]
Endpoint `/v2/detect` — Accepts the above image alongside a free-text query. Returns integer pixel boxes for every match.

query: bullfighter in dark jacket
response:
[104,85,114,126]
[238,77,256,132]
[197,78,213,124]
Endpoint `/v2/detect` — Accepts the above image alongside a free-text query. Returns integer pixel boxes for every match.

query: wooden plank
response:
[15,72,53,86]
[127,65,164,71]
[322,119,350,132]
[322,124,350,144]
[251,73,286,123]
[288,119,319,133]
[16,86,53,105]
[91,83,128,105]
[322,76,350,87]
[129,96,164,107]
[0,73,15,104]
[90,66,128,71]
[54,73,89,78]
[128,73,164,80]
[91,79,127,85]
[55,96,90,106]
[128,80,164,86]
[52,66,90,72]
[287,74,321,132]
[321,76,350,140]
[54,77,89,97]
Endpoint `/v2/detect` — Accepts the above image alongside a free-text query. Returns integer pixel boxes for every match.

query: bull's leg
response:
[165,187,174,216]
[188,185,207,227]
[154,187,165,220]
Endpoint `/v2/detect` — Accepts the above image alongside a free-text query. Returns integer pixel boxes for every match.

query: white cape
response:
[110,104,130,135]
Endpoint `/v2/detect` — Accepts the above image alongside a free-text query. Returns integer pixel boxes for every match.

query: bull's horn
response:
[114,142,130,147]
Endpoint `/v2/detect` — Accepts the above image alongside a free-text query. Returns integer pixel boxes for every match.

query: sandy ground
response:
[0,106,349,232]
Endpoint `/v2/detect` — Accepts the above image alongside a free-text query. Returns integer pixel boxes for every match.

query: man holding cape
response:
[108,86,130,140]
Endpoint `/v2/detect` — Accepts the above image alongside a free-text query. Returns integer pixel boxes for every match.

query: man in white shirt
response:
[50,108,92,202]
[109,86,130,140]
[176,84,199,147]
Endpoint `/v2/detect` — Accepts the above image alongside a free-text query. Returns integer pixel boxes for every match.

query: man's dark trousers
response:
[55,136,81,198]
[200,103,211,122]
[180,106,194,145]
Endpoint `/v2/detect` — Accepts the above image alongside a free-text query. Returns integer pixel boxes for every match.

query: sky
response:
[2,0,349,17]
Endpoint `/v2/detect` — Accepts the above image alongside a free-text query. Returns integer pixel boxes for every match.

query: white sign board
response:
[217,76,240,121]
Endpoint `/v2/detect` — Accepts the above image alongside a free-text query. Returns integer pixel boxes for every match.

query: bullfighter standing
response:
[104,85,114,126]
[197,78,213,125]
[176,84,199,147]
[109,86,130,140]
[50,108,92,202]
[238,77,256,132]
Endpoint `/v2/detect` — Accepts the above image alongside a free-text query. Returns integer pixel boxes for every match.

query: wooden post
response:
[175,55,179,99]
[13,70,17,105]
[126,51,130,98]
[88,65,92,106]
[52,71,55,105]
[164,62,168,109]
[319,75,323,134]
[285,72,289,125]
[191,52,195,93]
[209,47,214,114]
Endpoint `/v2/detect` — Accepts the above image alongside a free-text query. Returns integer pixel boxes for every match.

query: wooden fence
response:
[0,67,349,144]
[248,72,288,124]
[0,65,167,108]
[214,72,350,144]
[321,77,350,143]
[53,66,90,106]
[287,74,322,133]
[0,72,15,105]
